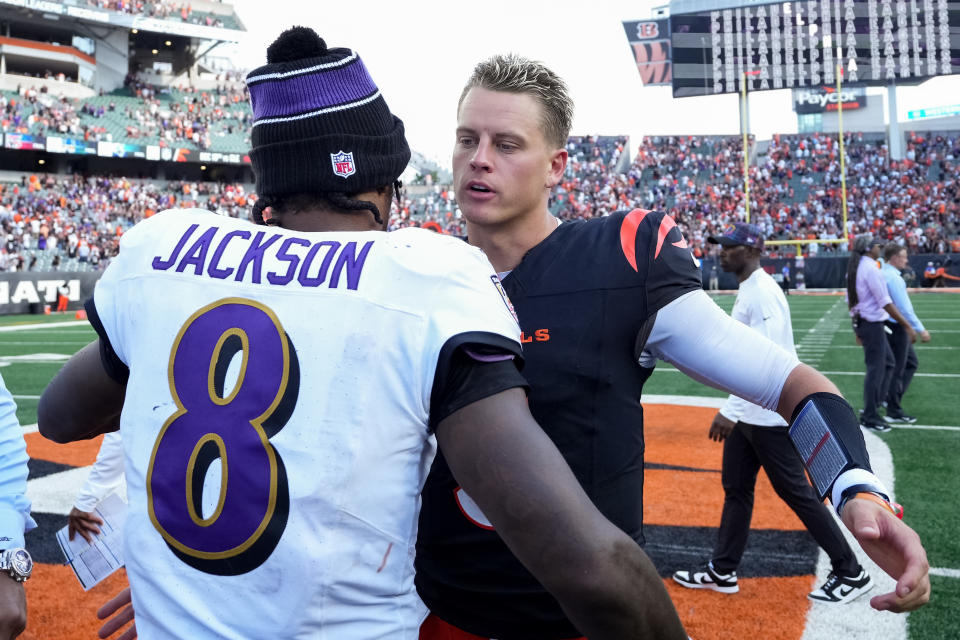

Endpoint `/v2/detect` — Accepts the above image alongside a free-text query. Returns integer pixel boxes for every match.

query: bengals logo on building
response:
[623,19,672,86]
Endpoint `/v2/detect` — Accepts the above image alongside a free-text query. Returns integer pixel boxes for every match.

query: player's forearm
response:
[39,341,125,443]
[551,534,687,640]
[883,303,914,332]
[775,363,840,423]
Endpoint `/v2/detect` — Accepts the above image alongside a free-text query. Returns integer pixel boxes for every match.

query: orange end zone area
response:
[24,565,130,640]
[25,432,104,467]
[666,575,811,640]
[642,404,806,529]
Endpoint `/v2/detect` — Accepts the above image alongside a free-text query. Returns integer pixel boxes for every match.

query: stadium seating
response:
[550,131,959,258]
[81,0,242,30]
[1,131,957,273]
[1,79,251,154]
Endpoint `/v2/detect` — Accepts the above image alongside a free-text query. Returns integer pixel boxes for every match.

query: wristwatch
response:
[0,548,33,582]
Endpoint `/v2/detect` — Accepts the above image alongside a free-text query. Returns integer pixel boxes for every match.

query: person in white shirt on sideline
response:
[880,244,931,424]
[67,432,125,543]
[673,223,871,604]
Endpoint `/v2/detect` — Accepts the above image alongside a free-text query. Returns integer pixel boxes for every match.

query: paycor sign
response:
[793,87,867,114]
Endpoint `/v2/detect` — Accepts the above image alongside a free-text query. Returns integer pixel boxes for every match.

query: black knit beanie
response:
[245,27,411,199]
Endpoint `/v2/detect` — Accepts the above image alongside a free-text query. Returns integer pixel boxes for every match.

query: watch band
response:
[839,490,904,520]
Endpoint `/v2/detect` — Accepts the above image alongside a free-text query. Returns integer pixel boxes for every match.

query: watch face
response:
[11,549,32,577]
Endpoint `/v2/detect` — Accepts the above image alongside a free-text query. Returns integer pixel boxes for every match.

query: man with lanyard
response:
[38,30,687,639]
[416,54,930,640]
[848,234,916,432]
[881,243,931,424]
[673,223,870,604]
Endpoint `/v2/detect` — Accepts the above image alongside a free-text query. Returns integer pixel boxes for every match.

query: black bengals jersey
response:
[415,210,704,639]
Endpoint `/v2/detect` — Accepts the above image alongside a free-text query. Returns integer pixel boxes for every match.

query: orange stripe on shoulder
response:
[619,208,651,272]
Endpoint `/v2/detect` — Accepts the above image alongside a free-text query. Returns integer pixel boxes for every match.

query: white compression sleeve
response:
[644,290,800,412]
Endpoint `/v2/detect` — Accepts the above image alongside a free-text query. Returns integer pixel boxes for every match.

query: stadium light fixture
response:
[132,28,138,34]
[165,41,172,46]
[200,165,207,171]
[152,49,158,55]
[38,159,45,165]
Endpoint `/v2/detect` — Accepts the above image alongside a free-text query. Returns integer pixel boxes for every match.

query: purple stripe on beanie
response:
[249,59,378,121]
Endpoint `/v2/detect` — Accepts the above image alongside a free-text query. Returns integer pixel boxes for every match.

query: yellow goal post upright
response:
[741,61,850,256]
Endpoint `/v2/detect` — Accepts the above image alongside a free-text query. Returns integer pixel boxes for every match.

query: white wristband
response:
[831,468,888,514]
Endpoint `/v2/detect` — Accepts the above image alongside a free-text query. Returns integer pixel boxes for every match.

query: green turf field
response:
[2,293,958,637]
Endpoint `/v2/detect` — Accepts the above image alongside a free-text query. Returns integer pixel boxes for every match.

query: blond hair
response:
[459,54,573,149]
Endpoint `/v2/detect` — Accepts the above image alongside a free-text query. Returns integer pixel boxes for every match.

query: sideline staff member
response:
[673,224,870,604]
[881,244,931,424]
[846,234,915,431]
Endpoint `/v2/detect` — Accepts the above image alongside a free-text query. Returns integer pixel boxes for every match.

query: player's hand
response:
[68,507,103,543]
[841,498,930,613]
[855,335,862,346]
[0,574,26,639]
[708,413,736,442]
[919,330,931,343]
[97,586,136,640]
[905,326,918,344]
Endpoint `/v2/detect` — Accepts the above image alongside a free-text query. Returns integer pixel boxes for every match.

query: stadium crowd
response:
[1,75,251,152]
[549,132,959,259]
[0,131,957,272]
[0,174,252,272]
[82,0,236,28]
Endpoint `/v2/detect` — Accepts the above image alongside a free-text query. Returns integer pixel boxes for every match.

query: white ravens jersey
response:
[91,209,521,639]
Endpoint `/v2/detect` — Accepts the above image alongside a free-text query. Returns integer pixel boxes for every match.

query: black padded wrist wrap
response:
[788,392,871,501]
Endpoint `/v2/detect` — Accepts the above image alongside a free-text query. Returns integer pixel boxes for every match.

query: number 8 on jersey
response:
[147,297,299,575]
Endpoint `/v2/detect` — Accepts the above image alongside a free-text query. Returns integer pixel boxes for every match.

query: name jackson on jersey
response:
[151,222,373,290]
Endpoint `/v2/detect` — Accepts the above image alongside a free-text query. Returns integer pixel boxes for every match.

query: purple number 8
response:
[147,297,298,575]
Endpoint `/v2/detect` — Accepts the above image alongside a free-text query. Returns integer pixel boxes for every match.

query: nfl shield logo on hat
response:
[331,151,356,178]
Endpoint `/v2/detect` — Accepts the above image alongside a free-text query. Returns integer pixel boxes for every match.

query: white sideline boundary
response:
[644,395,907,640]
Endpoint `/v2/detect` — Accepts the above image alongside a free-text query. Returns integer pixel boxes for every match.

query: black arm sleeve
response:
[789,392,872,500]
[84,297,130,385]
[429,332,528,431]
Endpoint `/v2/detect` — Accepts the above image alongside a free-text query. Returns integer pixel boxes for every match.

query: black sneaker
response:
[860,417,891,433]
[672,562,739,594]
[808,569,873,603]
[886,412,917,424]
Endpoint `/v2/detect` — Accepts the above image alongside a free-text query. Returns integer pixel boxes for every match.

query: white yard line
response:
[887,424,960,432]
[792,299,850,367]
[817,371,960,378]
[930,568,960,579]
[817,345,959,351]
[0,321,90,332]
[0,341,90,345]
[654,368,960,379]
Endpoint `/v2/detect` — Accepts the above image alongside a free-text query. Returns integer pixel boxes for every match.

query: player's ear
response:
[546,148,568,188]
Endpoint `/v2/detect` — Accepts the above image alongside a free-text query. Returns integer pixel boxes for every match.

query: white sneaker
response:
[672,561,739,594]
[808,569,873,603]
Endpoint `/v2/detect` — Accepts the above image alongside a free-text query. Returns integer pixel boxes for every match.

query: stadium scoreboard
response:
[671,0,960,97]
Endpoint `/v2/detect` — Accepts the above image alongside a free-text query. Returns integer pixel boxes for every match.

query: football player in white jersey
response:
[37,28,687,640]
